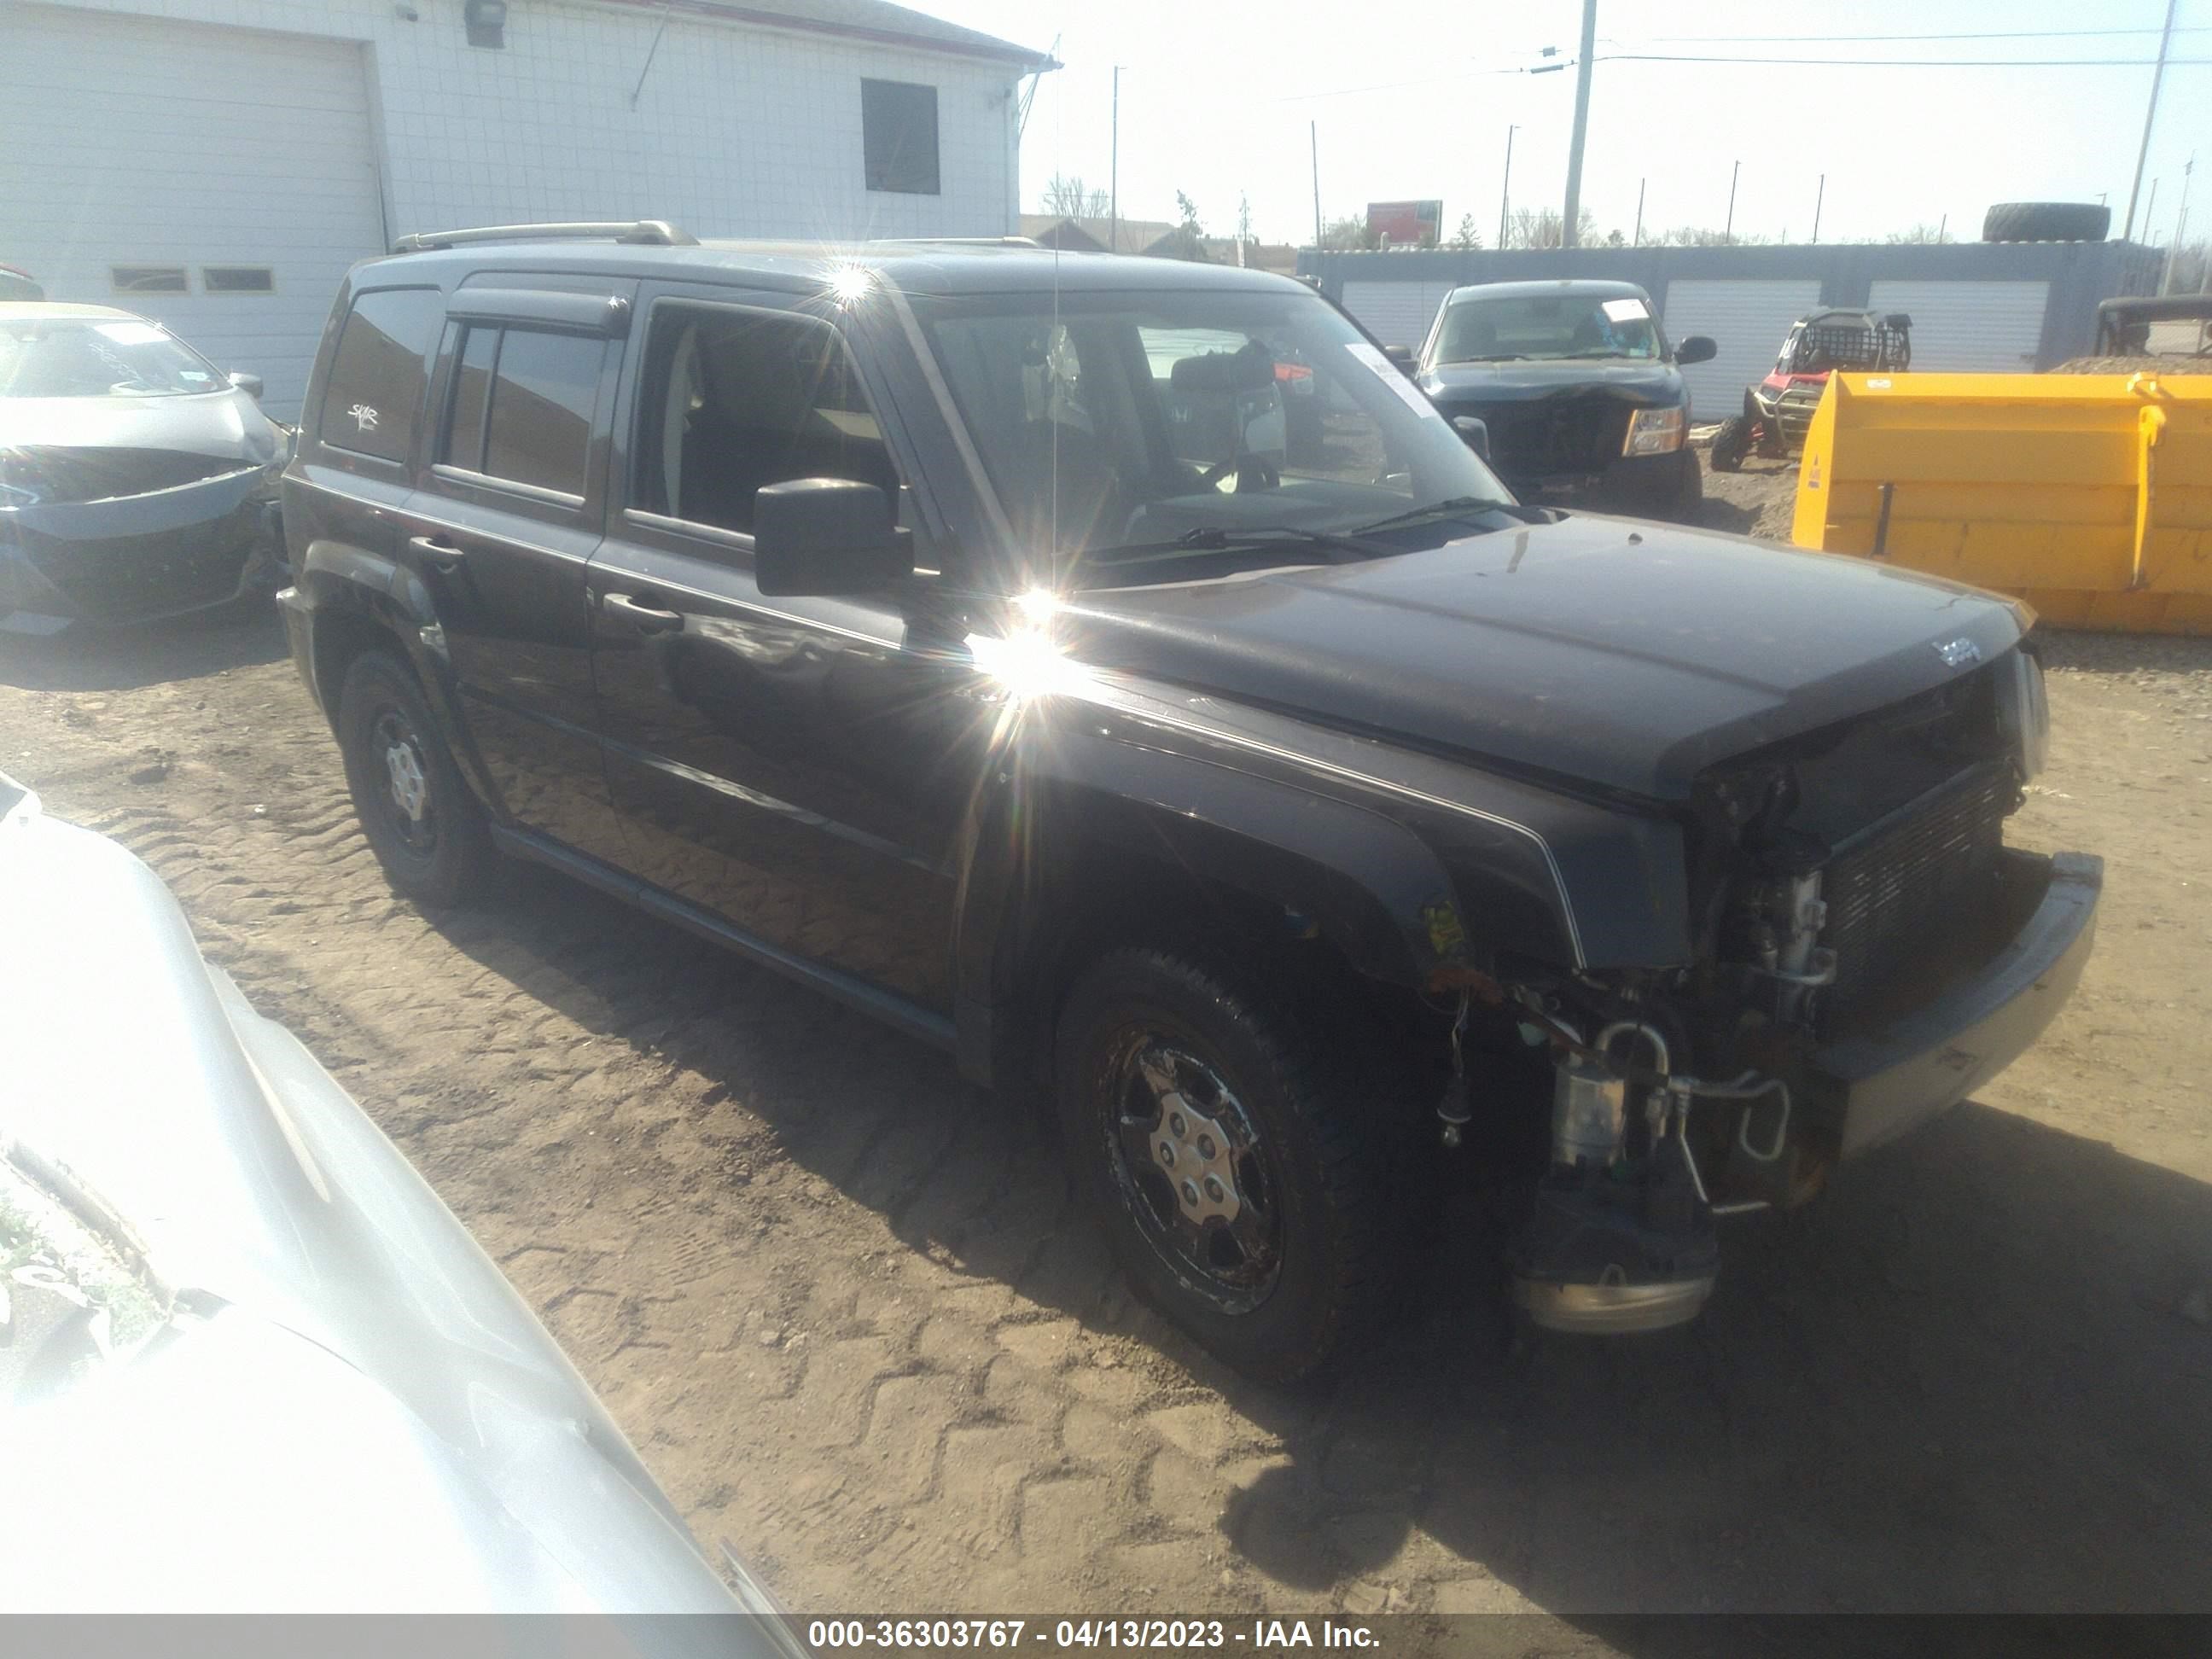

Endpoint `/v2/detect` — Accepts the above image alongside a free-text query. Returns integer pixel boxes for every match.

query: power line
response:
[1598,53,2212,68]
[1636,24,2212,45]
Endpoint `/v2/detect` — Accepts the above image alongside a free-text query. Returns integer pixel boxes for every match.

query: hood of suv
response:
[1420,357,1685,407]
[1062,515,2025,801]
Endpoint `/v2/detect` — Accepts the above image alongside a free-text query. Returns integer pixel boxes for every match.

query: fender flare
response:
[291,540,502,812]
[948,725,1485,1086]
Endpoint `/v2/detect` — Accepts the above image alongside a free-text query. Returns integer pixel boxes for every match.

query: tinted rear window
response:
[318,287,443,463]
[481,329,602,497]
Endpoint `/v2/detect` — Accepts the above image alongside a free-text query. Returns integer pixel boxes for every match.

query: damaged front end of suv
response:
[1460,639,2096,1334]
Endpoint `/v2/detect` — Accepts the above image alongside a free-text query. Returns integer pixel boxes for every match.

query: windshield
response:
[0,317,224,399]
[912,287,1509,582]
[1432,293,1661,364]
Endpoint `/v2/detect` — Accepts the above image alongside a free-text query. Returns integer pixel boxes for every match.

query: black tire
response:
[1668,445,1704,522]
[1982,201,2110,243]
[336,649,494,907]
[1053,948,1400,1383]
[1709,416,1752,473]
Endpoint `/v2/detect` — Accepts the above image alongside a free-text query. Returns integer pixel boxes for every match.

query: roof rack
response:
[391,220,696,254]
[868,236,1045,248]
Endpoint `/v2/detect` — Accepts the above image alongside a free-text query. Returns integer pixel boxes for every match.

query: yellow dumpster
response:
[1792,371,2212,634]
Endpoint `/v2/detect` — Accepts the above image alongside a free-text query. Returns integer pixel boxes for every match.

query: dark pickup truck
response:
[279,224,2098,1381]
[1412,278,1715,522]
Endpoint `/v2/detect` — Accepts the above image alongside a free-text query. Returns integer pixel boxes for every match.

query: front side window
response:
[862,79,940,195]
[630,302,898,538]
[0,316,222,399]
[915,288,1506,577]
[440,324,603,497]
[1432,293,1661,364]
[319,287,445,462]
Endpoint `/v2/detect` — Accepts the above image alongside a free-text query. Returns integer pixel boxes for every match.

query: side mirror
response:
[1452,415,1491,460]
[1382,344,1416,371]
[228,370,265,400]
[753,478,911,598]
[1674,336,1718,366]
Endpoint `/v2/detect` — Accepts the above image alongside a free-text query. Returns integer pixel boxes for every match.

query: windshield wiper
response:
[1091,524,1393,568]
[1348,496,1510,536]
[1447,353,1533,363]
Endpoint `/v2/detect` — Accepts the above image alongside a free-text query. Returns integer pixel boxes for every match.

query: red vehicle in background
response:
[1710,309,1912,471]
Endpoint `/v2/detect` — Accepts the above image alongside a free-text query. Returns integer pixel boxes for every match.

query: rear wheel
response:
[1709,416,1752,473]
[337,649,494,907]
[1053,948,1401,1382]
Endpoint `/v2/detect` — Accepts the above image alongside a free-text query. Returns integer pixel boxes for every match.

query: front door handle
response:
[602,591,684,634]
[407,534,467,573]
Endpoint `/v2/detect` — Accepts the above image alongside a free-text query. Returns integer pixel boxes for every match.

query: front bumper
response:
[1503,445,1690,504]
[1812,849,2101,1156]
[0,477,284,631]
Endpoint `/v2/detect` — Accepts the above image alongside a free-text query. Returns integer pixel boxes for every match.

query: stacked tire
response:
[1982,202,2111,243]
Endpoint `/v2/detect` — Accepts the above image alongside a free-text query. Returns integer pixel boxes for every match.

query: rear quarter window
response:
[317,287,444,463]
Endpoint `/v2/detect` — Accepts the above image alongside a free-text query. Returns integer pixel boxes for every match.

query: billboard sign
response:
[1365,200,1443,247]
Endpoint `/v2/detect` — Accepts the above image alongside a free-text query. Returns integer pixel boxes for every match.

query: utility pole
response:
[1561,0,1598,248]
[1811,173,1825,243]
[1725,160,1739,242]
[1938,212,1947,243]
[1310,121,1322,250]
[1109,66,1121,253]
[2145,178,2160,246]
[2164,154,2194,292]
[1633,178,1645,247]
[2123,0,2179,241]
[1499,125,1518,249]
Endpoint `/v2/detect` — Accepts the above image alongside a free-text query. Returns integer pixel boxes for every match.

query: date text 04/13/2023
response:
[803,1619,1383,1650]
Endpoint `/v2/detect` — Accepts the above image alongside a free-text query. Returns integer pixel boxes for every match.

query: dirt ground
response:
[3,454,2209,1624]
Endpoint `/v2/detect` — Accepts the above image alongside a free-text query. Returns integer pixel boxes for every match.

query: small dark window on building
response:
[317,287,445,463]
[481,329,602,497]
[203,266,275,294]
[111,266,188,294]
[862,79,940,195]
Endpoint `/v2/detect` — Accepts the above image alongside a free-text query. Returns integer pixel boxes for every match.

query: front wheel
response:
[337,649,495,908]
[1053,948,1401,1382]
[1668,446,1705,523]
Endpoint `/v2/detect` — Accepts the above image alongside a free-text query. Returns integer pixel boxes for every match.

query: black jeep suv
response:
[1413,278,1715,522]
[280,222,2098,1381]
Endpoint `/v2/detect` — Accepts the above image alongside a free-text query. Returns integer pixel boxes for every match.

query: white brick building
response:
[0,0,1051,416]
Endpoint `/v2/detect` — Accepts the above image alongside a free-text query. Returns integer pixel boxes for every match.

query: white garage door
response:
[1866,280,2050,373]
[1342,280,1458,352]
[1660,279,1823,422]
[0,4,387,421]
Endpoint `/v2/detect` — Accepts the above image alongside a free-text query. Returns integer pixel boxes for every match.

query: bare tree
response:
[1883,222,1955,244]
[1450,212,1483,250]
[1508,207,1599,250]
[1040,173,1109,218]
[1175,190,1204,236]
[1320,215,1376,250]
[1657,224,1770,247]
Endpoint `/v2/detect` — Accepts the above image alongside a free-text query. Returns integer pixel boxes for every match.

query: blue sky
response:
[929,0,2212,247]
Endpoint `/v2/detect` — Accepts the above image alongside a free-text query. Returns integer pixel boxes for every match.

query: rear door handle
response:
[408,534,467,572]
[602,591,684,634]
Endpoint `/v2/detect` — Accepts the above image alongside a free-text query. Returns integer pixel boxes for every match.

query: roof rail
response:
[391,220,696,254]
[868,236,1045,248]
